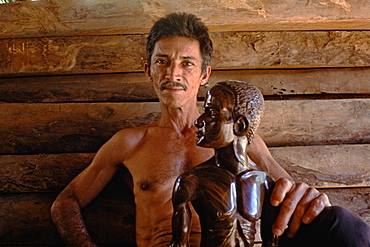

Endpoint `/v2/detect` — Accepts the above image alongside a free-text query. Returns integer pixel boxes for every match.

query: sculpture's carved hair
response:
[146,12,213,74]
[216,80,264,144]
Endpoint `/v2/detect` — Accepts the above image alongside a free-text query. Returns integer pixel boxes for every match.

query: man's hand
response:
[270,178,331,238]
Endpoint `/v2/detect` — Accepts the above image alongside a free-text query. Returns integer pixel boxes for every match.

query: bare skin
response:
[51,36,330,246]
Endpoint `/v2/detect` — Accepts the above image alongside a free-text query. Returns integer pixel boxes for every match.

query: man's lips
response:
[160,81,188,91]
[162,86,184,91]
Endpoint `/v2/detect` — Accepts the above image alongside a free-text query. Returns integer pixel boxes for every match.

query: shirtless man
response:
[51,13,332,246]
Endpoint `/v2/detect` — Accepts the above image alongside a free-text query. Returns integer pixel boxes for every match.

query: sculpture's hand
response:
[270,178,331,238]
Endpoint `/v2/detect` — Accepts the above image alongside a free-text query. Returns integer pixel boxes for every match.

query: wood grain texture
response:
[2,31,370,76]
[1,99,368,154]
[0,153,94,192]
[0,188,368,246]
[322,188,370,225]
[269,145,370,187]
[1,67,369,103]
[0,192,136,246]
[1,144,368,193]
[0,102,161,154]
[1,0,370,38]
[259,98,370,146]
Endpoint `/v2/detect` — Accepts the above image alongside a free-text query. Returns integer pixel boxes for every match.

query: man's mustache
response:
[160,81,188,90]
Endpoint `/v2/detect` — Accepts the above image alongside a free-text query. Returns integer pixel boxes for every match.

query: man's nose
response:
[165,63,181,81]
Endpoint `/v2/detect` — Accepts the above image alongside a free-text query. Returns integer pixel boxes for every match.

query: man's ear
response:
[144,63,153,82]
[200,66,212,85]
[233,115,249,136]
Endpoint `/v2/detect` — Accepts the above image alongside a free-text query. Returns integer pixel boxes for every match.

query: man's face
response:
[195,87,235,148]
[145,36,210,109]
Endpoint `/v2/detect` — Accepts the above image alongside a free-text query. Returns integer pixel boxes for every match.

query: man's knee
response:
[320,206,370,247]
[280,206,369,247]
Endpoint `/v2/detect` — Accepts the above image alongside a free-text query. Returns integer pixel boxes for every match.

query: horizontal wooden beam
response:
[0,188,368,245]
[1,144,368,193]
[1,99,369,154]
[2,31,370,76]
[0,192,136,246]
[269,145,370,187]
[1,68,370,103]
[1,0,370,39]
[260,98,370,147]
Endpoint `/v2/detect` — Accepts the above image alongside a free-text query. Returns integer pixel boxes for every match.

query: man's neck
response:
[158,101,200,135]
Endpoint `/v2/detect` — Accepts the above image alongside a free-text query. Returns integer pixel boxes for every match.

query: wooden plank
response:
[269,145,370,187]
[2,0,370,38]
[0,192,136,246]
[0,188,368,246]
[2,31,370,76]
[1,99,369,154]
[320,188,370,225]
[0,153,94,193]
[1,144,369,193]
[258,98,370,146]
[1,67,370,103]
[0,102,161,154]
[0,34,147,76]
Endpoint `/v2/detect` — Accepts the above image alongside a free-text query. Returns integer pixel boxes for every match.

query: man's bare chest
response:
[124,131,213,192]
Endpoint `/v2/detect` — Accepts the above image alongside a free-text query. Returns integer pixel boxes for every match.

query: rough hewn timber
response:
[1,144,368,193]
[2,31,370,76]
[1,99,368,154]
[0,102,161,154]
[0,188,368,246]
[1,0,370,38]
[0,192,136,246]
[322,188,370,225]
[259,98,370,147]
[0,153,94,193]
[269,145,370,187]
[1,67,370,103]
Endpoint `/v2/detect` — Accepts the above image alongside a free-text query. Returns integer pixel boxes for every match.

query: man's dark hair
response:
[146,12,213,74]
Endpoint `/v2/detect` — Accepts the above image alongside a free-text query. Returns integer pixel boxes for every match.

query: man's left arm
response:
[247,134,331,238]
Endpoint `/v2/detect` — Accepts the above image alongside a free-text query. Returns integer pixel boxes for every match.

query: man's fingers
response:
[301,192,331,224]
[285,187,319,238]
[272,181,307,236]
[271,178,332,238]
[270,178,294,207]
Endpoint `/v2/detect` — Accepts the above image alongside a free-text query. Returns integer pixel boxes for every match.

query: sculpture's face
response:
[145,36,210,109]
[195,86,235,148]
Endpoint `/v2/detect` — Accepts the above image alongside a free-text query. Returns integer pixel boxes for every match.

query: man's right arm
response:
[51,129,136,246]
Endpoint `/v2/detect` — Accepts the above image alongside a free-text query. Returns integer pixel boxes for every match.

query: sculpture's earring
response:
[233,115,249,137]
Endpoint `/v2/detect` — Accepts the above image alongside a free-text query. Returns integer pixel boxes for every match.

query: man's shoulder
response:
[112,122,161,148]
[114,125,150,143]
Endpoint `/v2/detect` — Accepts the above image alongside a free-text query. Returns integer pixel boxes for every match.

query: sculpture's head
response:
[195,80,264,148]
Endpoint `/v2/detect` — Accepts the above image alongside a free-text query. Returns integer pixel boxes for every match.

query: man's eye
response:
[155,59,167,64]
[182,61,194,67]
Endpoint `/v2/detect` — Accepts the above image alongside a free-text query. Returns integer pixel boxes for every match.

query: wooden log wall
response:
[0,1,369,246]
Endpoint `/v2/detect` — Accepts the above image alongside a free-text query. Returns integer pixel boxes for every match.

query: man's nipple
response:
[139,181,151,191]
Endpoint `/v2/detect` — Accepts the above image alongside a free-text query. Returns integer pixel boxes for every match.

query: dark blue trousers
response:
[269,206,370,247]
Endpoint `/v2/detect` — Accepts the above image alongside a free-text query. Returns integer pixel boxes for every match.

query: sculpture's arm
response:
[169,176,196,247]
